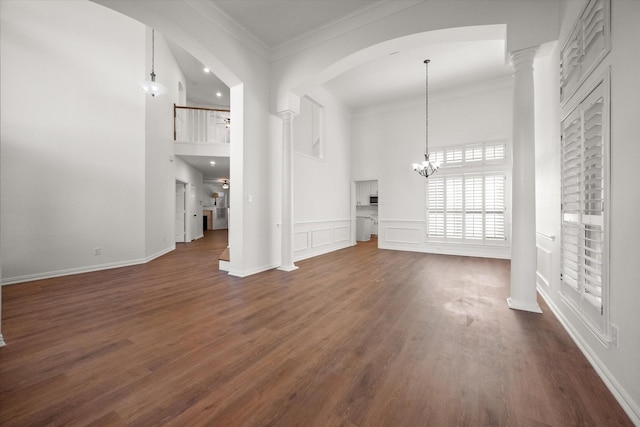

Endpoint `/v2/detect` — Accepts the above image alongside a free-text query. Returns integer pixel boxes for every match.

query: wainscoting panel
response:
[536,231,557,289]
[536,245,552,288]
[294,219,352,262]
[379,220,510,259]
[294,231,309,252]
[385,225,424,244]
[333,226,350,244]
[311,228,332,248]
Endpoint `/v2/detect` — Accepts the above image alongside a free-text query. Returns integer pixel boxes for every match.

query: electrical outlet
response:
[93,247,101,255]
[610,324,619,347]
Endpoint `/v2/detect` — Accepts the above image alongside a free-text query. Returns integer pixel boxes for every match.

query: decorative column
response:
[508,47,542,313]
[278,110,298,272]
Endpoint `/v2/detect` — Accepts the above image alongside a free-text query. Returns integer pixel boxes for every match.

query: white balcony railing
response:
[174,104,230,144]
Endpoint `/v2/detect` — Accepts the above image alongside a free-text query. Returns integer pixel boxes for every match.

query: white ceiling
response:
[180,155,230,182]
[211,0,387,49]
[323,39,511,111]
[165,38,230,108]
[171,1,511,176]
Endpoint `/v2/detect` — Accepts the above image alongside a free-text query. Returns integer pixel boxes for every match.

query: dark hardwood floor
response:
[0,231,632,426]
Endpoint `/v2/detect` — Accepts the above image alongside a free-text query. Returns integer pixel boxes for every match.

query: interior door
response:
[175,182,186,243]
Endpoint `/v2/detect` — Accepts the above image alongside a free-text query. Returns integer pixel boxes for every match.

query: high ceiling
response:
[211,0,387,49]
[172,1,511,177]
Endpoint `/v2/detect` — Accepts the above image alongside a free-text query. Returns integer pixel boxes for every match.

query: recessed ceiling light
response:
[210,161,216,166]
[203,67,210,73]
[216,92,222,97]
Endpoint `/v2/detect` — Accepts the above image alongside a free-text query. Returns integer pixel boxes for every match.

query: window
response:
[560,0,610,104]
[431,141,506,168]
[560,75,609,339]
[427,172,506,243]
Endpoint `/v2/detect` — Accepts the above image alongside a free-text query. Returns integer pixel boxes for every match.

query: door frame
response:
[175,180,188,243]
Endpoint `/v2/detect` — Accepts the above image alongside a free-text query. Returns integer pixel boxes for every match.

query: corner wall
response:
[144,29,188,259]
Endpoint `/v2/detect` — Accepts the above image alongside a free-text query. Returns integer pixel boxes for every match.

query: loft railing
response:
[174,104,230,144]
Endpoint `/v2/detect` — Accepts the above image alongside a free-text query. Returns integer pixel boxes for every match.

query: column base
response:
[507,297,542,314]
[277,264,299,272]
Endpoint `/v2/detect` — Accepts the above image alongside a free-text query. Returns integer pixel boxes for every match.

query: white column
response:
[508,47,542,313]
[278,110,298,272]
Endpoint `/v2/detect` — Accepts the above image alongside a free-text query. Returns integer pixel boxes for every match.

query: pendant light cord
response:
[151,29,156,75]
[424,59,430,156]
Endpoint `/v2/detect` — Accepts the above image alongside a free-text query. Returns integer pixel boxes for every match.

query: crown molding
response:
[270,0,425,62]
[186,0,270,60]
[187,1,425,63]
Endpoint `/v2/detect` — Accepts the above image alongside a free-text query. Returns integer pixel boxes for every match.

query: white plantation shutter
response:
[464,176,483,239]
[446,149,463,165]
[465,145,483,163]
[427,172,506,243]
[427,179,445,238]
[561,77,608,336]
[560,0,610,104]
[484,174,505,240]
[446,177,463,238]
[484,143,505,162]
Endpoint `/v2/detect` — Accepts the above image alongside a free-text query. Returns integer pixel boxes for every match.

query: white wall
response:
[535,0,640,423]
[351,79,513,258]
[0,0,146,283]
[144,29,187,258]
[292,88,353,261]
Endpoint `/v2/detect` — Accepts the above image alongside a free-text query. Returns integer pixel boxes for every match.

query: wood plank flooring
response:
[0,231,632,426]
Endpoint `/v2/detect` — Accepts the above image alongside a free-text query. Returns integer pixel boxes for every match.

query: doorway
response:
[175,181,187,243]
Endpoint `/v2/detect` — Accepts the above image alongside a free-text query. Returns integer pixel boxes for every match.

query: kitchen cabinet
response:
[370,180,378,196]
[356,180,380,206]
[356,181,370,206]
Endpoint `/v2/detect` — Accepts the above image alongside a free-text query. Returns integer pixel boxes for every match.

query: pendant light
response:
[139,29,167,97]
[412,59,440,178]
[222,180,230,190]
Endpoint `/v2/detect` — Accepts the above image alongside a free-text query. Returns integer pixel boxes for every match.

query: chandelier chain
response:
[425,59,429,155]
[151,29,156,75]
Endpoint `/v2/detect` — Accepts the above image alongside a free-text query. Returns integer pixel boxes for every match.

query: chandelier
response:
[139,29,167,97]
[412,59,440,178]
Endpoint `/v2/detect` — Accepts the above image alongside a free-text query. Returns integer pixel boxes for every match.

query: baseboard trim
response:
[228,262,280,278]
[145,246,176,263]
[507,297,543,314]
[538,286,640,425]
[2,245,176,286]
[294,242,353,263]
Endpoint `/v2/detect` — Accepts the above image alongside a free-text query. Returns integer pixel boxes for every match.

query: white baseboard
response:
[294,241,353,263]
[219,260,230,272]
[145,245,176,263]
[538,286,640,425]
[228,262,280,278]
[2,245,176,286]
